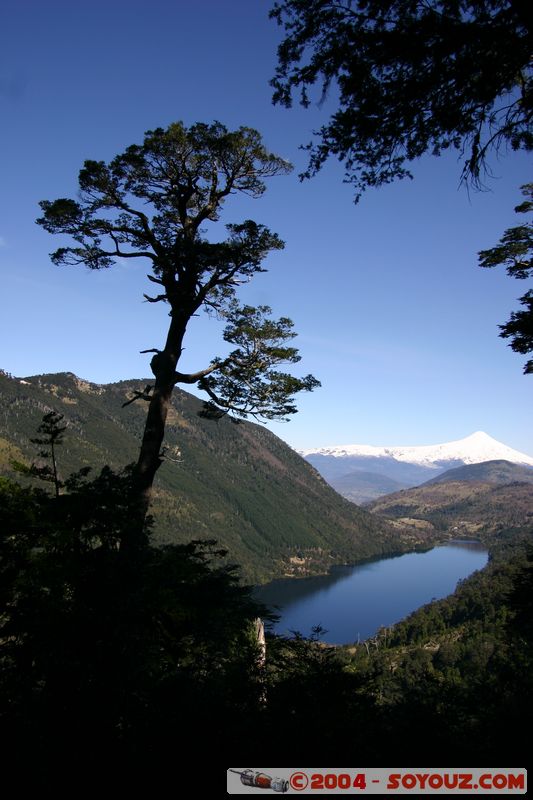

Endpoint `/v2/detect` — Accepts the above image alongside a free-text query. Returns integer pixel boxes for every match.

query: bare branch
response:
[143,293,168,303]
[121,385,153,408]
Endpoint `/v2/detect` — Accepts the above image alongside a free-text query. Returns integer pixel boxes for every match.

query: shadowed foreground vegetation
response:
[1,455,531,785]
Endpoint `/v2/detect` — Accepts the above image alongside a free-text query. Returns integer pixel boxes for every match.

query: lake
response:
[254,541,488,644]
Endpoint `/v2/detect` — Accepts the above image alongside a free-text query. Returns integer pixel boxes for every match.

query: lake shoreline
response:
[255,540,489,645]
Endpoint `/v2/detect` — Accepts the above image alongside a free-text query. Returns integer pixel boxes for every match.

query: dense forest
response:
[1,411,531,785]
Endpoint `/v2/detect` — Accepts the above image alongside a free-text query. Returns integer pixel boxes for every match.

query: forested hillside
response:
[367,472,533,538]
[0,370,425,582]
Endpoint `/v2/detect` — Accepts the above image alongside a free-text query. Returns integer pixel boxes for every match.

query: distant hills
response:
[0,370,427,583]
[325,470,407,505]
[366,459,533,537]
[422,459,533,487]
[302,432,533,503]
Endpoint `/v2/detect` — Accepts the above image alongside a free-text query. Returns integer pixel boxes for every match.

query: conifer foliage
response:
[37,122,318,531]
[270,0,532,199]
[479,183,533,373]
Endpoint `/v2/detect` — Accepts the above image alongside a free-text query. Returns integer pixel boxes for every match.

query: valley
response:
[0,370,432,583]
[2,370,532,586]
[2,369,532,767]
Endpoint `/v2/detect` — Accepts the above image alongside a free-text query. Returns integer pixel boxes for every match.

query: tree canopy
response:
[37,121,319,531]
[270,0,532,200]
[479,183,533,373]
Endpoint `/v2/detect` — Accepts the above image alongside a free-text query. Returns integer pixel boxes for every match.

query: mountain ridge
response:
[0,369,430,582]
[301,432,533,504]
[301,431,533,467]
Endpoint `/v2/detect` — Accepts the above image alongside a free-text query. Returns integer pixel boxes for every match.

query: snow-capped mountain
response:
[301,432,533,469]
[301,432,533,504]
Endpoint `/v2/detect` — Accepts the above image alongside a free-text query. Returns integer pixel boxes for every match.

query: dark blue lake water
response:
[254,541,488,644]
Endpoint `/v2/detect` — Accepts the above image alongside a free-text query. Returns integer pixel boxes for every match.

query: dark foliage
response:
[0,466,269,785]
[270,0,532,200]
[2,415,532,781]
[479,183,533,373]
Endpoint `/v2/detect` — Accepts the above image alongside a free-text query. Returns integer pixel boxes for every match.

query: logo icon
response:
[229,769,289,793]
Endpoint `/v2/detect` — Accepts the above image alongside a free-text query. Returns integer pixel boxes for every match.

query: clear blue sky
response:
[1,0,531,456]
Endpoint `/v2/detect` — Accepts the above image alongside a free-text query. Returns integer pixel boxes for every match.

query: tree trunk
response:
[51,440,60,500]
[134,375,174,518]
[126,312,188,549]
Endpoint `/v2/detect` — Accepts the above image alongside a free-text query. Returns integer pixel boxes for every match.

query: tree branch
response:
[122,385,153,407]
[111,195,163,256]
[103,232,156,261]
[174,365,218,385]
[143,293,168,303]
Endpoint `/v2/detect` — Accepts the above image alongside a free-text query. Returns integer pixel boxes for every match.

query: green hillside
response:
[0,370,426,582]
[422,459,533,486]
[366,473,533,538]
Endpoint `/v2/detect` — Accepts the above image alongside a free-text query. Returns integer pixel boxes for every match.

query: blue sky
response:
[1,0,531,455]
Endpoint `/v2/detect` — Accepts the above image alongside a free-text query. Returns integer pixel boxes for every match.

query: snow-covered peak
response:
[300,432,533,468]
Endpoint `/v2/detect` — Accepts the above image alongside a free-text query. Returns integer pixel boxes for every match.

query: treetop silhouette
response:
[37,121,319,534]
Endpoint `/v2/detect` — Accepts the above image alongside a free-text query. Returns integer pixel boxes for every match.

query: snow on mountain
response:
[300,432,533,469]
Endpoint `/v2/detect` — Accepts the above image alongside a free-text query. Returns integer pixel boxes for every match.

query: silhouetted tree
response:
[270,0,532,200]
[37,122,319,541]
[12,410,67,497]
[479,183,533,373]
